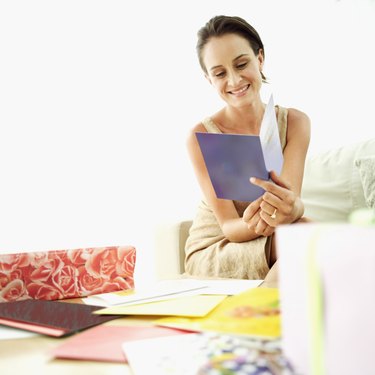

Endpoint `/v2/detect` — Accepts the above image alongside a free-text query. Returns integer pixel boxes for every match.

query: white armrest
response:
[154,220,192,280]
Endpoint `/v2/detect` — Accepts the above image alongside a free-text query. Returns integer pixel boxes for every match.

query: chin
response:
[228,95,254,108]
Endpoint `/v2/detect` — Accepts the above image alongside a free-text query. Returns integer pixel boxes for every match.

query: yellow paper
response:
[94,295,227,317]
[156,288,280,339]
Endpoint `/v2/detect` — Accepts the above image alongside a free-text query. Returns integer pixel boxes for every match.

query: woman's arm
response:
[187,108,310,242]
[243,108,311,231]
[186,123,261,243]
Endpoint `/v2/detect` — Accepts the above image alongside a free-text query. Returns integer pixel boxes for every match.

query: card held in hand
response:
[196,94,283,202]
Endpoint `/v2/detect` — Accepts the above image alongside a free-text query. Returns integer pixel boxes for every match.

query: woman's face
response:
[202,33,264,107]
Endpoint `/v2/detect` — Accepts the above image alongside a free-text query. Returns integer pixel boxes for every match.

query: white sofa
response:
[154,138,375,280]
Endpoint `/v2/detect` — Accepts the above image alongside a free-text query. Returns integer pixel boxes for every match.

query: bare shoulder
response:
[286,107,310,134]
[186,122,206,147]
[286,107,310,127]
[186,122,210,174]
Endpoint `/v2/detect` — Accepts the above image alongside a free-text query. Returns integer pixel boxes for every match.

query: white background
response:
[1,0,374,285]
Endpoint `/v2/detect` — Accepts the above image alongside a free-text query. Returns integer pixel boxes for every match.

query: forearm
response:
[221,217,264,243]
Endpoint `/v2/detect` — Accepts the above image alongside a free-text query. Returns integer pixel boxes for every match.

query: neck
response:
[222,99,265,135]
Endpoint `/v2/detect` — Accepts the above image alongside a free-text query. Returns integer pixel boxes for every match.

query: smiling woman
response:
[201,33,265,117]
[184,15,311,283]
[0,1,374,289]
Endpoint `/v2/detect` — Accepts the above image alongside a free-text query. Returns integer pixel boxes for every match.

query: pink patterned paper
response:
[0,246,136,302]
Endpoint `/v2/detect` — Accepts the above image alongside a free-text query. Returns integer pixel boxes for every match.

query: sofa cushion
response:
[302,138,375,222]
[355,156,375,209]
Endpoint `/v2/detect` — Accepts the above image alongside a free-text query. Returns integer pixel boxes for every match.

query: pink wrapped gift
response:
[0,246,136,302]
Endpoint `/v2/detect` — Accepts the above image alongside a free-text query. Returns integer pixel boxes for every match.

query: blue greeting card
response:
[196,95,283,202]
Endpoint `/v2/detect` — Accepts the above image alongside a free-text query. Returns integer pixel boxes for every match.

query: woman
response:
[185,15,310,284]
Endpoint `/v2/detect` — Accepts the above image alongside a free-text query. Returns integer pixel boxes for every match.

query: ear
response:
[257,49,265,70]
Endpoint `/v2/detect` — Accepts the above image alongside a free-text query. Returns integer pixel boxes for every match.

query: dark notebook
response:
[0,299,121,337]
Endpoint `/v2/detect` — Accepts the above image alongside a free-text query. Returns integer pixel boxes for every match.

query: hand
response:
[243,196,276,237]
[249,170,300,227]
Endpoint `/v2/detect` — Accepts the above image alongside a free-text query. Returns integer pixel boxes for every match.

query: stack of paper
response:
[89,279,263,318]
[49,287,283,373]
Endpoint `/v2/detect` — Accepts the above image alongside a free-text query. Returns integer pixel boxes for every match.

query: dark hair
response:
[196,15,267,82]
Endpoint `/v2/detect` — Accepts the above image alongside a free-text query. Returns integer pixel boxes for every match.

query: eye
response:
[236,62,248,70]
[214,71,226,78]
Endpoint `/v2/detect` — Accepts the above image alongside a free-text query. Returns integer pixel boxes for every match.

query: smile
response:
[228,84,250,95]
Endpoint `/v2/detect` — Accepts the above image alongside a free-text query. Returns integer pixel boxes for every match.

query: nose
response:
[227,69,242,86]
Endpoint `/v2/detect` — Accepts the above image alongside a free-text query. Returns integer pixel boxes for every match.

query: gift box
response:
[277,222,375,375]
[0,245,136,302]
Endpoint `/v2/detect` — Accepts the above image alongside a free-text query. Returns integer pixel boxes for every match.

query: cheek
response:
[211,79,226,92]
[244,64,262,78]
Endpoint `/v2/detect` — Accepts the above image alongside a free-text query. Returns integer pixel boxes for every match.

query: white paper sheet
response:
[259,94,284,174]
[83,278,262,307]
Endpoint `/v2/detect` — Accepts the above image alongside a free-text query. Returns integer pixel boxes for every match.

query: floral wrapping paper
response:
[0,246,136,302]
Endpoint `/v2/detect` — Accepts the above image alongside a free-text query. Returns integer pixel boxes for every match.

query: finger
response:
[261,192,283,210]
[250,170,292,191]
[262,225,275,237]
[249,176,276,192]
[243,196,262,222]
[260,199,280,216]
[247,210,261,230]
[250,175,289,201]
[269,170,292,190]
[255,218,268,235]
[260,209,278,227]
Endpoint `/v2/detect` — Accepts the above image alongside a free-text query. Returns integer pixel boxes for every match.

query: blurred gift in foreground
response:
[277,212,375,375]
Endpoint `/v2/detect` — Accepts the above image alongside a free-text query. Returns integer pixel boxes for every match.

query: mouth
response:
[228,84,250,95]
